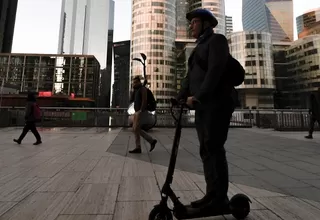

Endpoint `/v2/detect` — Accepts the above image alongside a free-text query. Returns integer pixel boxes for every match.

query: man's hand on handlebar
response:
[186,96,200,108]
[170,97,200,109]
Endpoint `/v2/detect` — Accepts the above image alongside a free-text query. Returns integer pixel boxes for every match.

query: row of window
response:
[286,48,318,58]
[131,44,175,51]
[132,29,176,38]
[132,1,175,11]
[243,79,275,85]
[132,9,175,19]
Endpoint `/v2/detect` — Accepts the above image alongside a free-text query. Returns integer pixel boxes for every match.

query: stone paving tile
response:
[0,127,320,219]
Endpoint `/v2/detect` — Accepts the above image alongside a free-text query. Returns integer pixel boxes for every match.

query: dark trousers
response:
[195,100,233,201]
[18,122,41,141]
[132,111,154,147]
[309,115,319,135]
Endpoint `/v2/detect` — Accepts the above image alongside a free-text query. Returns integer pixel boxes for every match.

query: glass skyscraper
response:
[0,0,18,53]
[57,0,115,107]
[242,0,293,42]
[58,0,114,69]
[131,0,177,107]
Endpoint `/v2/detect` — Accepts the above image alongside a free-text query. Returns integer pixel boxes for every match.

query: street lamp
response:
[133,53,147,86]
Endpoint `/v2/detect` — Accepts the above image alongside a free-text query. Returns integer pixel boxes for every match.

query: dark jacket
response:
[25,93,36,122]
[310,93,320,120]
[177,28,232,106]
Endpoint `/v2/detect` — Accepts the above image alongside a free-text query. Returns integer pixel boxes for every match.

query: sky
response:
[12,0,320,54]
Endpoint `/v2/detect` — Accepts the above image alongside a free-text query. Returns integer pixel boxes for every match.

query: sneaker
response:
[129,148,142,154]
[150,140,157,152]
[305,135,313,139]
[33,140,42,145]
[13,139,21,144]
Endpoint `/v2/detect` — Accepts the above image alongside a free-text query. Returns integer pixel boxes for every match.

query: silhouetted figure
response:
[14,93,42,145]
[305,94,320,139]
[129,76,157,153]
[177,9,234,211]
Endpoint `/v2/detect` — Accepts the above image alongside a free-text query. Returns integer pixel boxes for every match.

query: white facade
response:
[228,31,275,109]
[202,0,226,35]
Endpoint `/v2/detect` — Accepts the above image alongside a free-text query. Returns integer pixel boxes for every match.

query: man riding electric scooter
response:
[177,9,235,213]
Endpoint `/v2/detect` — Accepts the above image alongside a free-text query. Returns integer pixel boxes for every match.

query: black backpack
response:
[227,54,245,87]
[195,52,245,87]
[146,88,157,111]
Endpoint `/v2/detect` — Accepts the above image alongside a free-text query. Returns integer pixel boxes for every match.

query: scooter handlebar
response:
[170,98,201,122]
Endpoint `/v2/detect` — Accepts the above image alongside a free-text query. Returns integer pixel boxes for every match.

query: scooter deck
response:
[173,204,232,219]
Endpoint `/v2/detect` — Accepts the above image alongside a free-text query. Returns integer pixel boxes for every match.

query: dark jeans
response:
[18,122,41,142]
[195,100,233,201]
[309,115,319,135]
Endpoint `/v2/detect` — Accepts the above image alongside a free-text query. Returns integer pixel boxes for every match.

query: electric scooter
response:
[149,98,251,220]
[127,53,157,131]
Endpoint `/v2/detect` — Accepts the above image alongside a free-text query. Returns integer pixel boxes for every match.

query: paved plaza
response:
[0,126,320,219]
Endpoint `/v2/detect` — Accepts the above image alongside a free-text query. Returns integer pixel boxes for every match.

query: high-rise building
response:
[112,41,130,108]
[242,0,293,42]
[176,0,191,40]
[285,35,320,108]
[189,0,226,35]
[0,0,18,53]
[58,0,114,68]
[225,15,233,35]
[57,0,115,106]
[296,8,320,39]
[227,31,275,109]
[131,0,177,107]
[273,42,292,108]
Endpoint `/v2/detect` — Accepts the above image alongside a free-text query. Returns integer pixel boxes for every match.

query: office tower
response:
[227,31,275,109]
[57,0,115,107]
[242,0,293,42]
[189,0,226,35]
[131,0,177,107]
[176,0,191,40]
[112,41,130,108]
[296,8,320,39]
[0,0,18,53]
[225,15,233,35]
[273,42,291,108]
[285,35,320,108]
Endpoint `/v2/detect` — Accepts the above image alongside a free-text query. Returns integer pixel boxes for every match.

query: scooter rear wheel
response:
[149,205,173,220]
[229,193,251,219]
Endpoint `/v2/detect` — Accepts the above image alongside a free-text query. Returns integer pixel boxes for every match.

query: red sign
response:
[38,91,52,97]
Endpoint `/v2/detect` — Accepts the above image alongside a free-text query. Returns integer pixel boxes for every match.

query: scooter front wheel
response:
[149,205,173,220]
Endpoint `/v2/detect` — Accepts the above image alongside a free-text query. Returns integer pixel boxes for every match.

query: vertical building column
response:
[68,56,72,95]
[83,57,87,98]
[20,55,26,92]
[36,56,42,91]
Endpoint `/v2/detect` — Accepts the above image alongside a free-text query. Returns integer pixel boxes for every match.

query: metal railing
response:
[0,107,318,131]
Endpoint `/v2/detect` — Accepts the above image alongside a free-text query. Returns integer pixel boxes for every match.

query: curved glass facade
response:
[187,0,225,35]
[201,0,225,35]
[227,31,275,108]
[131,0,177,107]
